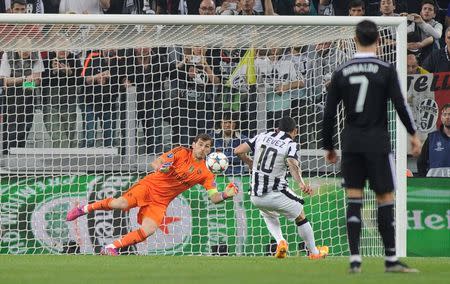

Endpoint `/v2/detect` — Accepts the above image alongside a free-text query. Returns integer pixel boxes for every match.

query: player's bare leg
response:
[101,217,158,256]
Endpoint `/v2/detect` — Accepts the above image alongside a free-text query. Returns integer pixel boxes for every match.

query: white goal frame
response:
[0,14,408,257]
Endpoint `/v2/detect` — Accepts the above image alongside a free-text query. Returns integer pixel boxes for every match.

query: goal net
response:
[0,14,407,256]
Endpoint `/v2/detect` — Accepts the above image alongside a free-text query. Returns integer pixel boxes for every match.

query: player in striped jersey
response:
[234,116,328,259]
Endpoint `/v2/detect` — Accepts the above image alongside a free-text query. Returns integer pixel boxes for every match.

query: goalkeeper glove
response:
[159,162,173,173]
[222,182,239,199]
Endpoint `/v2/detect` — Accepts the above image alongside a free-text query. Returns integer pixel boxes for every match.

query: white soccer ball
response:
[206,152,229,174]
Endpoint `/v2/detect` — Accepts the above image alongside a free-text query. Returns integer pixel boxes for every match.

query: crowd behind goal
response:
[0,0,449,176]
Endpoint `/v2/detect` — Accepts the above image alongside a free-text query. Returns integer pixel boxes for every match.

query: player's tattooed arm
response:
[236,153,253,169]
[286,158,313,195]
[234,143,253,168]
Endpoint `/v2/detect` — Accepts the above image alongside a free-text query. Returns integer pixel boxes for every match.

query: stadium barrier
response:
[407,178,450,257]
[0,175,348,255]
[2,174,448,256]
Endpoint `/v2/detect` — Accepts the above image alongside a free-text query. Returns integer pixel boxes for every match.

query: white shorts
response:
[250,189,304,221]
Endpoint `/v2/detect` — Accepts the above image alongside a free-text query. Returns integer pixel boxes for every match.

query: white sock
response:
[350,255,362,263]
[105,244,116,249]
[82,205,89,213]
[262,214,284,244]
[385,255,398,262]
[297,221,319,254]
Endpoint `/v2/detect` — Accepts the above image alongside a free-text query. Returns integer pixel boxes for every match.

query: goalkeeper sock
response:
[113,228,147,249]
[86,197,113,213]
[346,198,362,257]
[377,202,398,262]
[262,214,284,244]
[296,218,319,255]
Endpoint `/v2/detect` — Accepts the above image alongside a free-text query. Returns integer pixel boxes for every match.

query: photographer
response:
[403,0,443,63]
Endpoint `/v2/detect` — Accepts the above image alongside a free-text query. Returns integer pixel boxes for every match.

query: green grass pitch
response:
[0,256,449,284]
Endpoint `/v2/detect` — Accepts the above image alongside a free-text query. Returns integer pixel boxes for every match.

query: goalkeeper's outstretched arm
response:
[208,183,239,204]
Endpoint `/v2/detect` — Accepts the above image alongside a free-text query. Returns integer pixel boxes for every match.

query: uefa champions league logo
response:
[434,141,444,152]
[30,177,192,254]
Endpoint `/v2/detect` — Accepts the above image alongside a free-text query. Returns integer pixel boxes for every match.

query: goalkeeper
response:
[66,133,238,255]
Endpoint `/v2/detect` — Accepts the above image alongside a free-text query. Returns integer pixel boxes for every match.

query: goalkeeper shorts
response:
[122,183,167,226]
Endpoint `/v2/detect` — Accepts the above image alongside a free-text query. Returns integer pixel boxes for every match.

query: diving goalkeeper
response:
[66,133,238,255]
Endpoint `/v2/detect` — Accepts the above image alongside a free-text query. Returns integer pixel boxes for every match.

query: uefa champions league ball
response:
[206,152,229,174]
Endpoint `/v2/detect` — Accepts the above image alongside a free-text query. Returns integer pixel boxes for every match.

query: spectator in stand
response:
[328,0,393,16]
[0,39,44,154]
[247,0,282,15]
[238,0,267,15]
[404,0,443,64]
[156,0,201,14]
[124,47,170,155]
[255,48,306,131]
[9,0,26,13]
[292,0,332,15]
[59,0,110,14]
[199,0,215,15]
[293,0,315,15]
[317,0,334,15]
[305,41,348,148]
[306,41,348,102]
[407,53,429,74]
[171,46,220,146]
[80,49,127,147]
[209,46,246,121]
[422,27,450,72]
[279,45,311,147]
[348,0,365,16]
[211,0,275,16]
[105,0,154,14]
[216,0,239,15]
[211,112,248,175]
[42,49,82,148]
[417,103,450,177]
[379,0,400,63]
[2,0,45,13]
[380,0,398,16]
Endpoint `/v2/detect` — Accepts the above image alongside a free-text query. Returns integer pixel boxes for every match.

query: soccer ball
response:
[206,152,229,174]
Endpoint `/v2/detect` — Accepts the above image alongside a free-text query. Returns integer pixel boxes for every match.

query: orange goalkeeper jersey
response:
[140,147,216,205]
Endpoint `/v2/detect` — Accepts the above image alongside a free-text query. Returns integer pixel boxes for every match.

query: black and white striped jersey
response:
[245,131,300,196]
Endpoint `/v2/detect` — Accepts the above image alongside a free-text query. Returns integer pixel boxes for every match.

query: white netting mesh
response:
[0,18,399,256]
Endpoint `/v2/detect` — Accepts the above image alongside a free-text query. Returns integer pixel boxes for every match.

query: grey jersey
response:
[246,131,300,196]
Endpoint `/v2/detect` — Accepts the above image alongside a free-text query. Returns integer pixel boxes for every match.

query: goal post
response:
[0,14,408,256]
